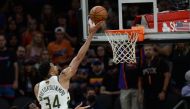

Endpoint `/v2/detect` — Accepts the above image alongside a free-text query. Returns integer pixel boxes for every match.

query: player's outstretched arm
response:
[60,21,104,80]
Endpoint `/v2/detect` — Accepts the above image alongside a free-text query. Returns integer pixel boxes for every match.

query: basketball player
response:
[34,21,104,109]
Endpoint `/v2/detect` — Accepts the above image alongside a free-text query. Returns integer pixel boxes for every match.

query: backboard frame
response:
[118,0,158,32]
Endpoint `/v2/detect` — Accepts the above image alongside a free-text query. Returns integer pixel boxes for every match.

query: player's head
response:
[39,62,59,79]
[185,70,190,83]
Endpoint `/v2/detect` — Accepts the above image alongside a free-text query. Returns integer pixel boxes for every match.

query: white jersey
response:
[37,76,70,109]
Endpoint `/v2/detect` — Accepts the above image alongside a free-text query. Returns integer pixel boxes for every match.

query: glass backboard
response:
[81,0,190,42]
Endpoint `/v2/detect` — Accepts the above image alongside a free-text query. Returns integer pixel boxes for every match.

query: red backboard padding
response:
[134,10,190,32]
[145,10,190,23]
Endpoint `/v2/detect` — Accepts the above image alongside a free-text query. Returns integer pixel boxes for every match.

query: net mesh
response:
[105,31,138,64]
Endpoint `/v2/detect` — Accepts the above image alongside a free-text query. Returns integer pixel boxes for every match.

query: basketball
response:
[89,6,108,24]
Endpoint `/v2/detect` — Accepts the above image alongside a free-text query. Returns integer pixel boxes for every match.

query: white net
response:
[105,31,138,64]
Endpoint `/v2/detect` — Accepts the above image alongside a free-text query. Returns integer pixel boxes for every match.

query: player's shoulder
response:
[35,79,47,89]
[34,79,52,96]
[34,83,40,97]
[45,76,59,84]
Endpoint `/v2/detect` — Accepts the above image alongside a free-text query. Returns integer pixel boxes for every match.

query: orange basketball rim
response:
[105,26,145,42]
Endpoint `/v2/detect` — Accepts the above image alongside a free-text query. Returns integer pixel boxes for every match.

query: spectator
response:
[25,31,46,63]
[0,35,19,104]
[154,43,173,108]
[154,43,173,67]
[139,44,171,109]
[71,68,89,92]
[69,68,90,107]
[96,45,109,69]
[18,59,40,98]
[83,87,103,109]
[9,3,27,34]
[16,46,26,75]
[171,43,190,95]
[118,46,142,109]
[77,68,89,87]
[16,46,26,97]
[88,59,105,94]
[55,15,76,46]
[5,19,19,38]
[16,46,26,59]
[100,62,120,109]
[87,48,97,62]
[119,63,141,109]
[67,0,81,44]
[69,56,91,105]
[48,26,74,67]
[181,70,190,97]
[40,4,56,43]
[34,49,51,71]
[7,34,20,53]
[31,49,51,84]
[40,49,50,62]
[79,55,91,71]
[21,18,39,46]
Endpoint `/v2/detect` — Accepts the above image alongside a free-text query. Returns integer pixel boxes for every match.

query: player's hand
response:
[88,21,104,35]
[74,102,90,109]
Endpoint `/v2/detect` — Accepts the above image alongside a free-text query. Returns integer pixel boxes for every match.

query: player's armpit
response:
[59,66,74,80]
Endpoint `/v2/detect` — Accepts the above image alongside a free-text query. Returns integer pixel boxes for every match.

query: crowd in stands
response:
[0,0,189,109]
